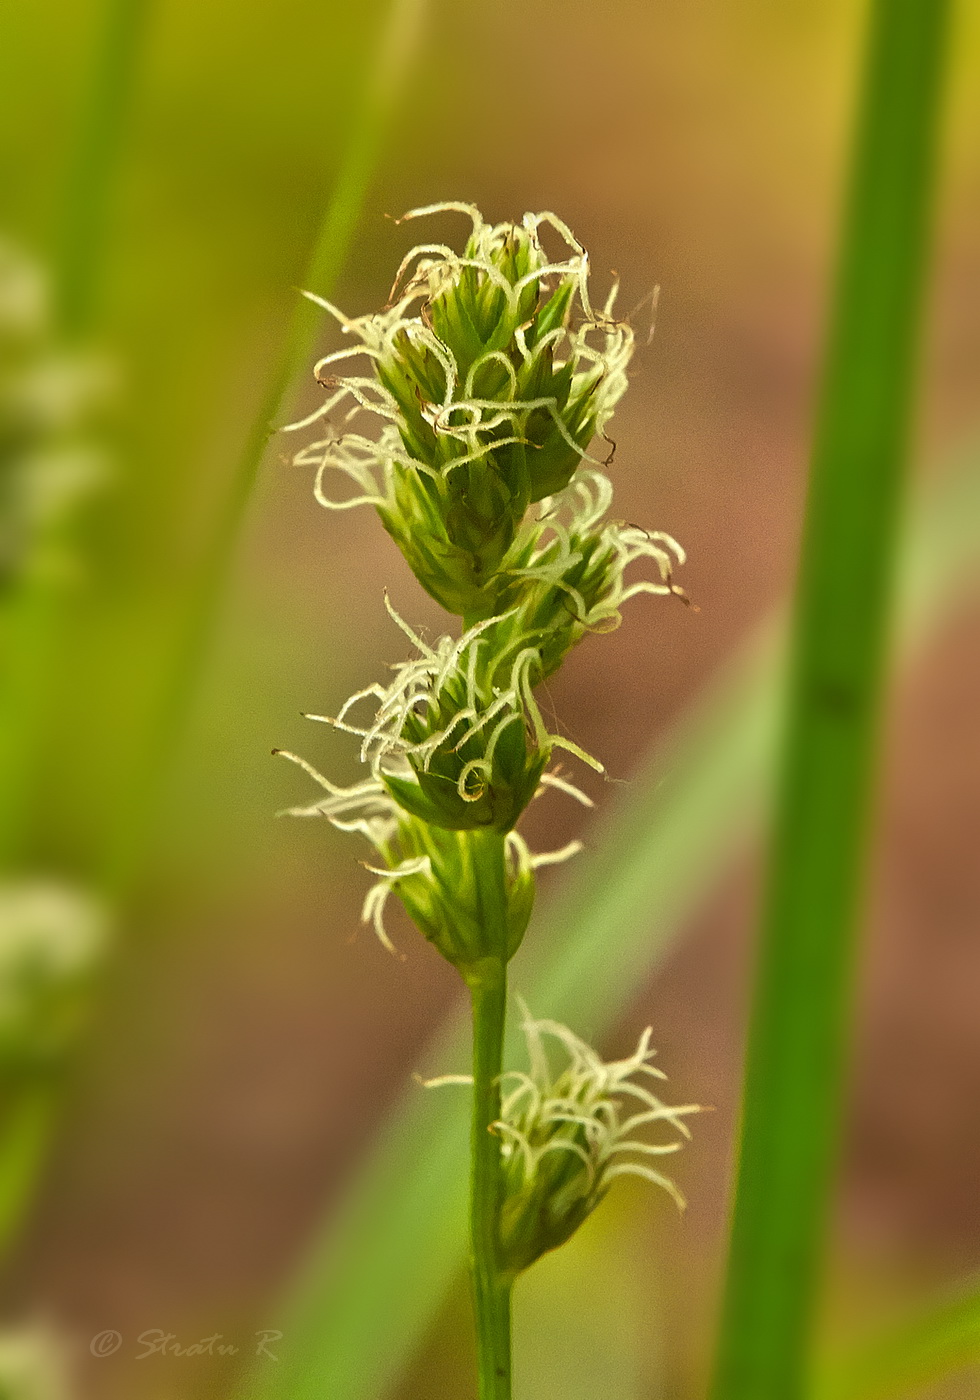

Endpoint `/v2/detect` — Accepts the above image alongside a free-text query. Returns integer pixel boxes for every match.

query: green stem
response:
[710,1,950,1397]
[468,960,512,1400]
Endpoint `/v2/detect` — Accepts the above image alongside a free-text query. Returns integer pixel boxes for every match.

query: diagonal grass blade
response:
[815,1275,980,1400]
[103,0,430,888]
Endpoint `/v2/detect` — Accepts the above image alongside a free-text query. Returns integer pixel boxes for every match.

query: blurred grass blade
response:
[0,0,148,1257]
[55,0,152,338]
[709,1,950,1397]
[197,0,430,582]
[106,0,429,886]
[815,1277,980,1400]
[0,1,150,863]
[241,440,980,1400]
[0,1085,57,1257]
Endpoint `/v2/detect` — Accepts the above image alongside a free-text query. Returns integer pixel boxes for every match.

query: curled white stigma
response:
[497,1006,701,1210]
[285,204,634,510]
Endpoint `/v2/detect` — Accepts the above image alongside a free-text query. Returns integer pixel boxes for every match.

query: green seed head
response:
[493,1010,700,1275]
[379,822,535,969]
[478,467,687,677]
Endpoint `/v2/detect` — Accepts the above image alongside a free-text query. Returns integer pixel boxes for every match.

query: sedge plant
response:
[277,203,700,1398]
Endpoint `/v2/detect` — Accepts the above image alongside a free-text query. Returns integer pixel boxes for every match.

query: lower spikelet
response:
[423,1003,702,1274]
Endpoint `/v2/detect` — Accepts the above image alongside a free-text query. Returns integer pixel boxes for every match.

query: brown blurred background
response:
[0,0,978,1396]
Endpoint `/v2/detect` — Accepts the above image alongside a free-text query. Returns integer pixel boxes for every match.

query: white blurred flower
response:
[0,1322,70,1400]
[0,881,108,1066]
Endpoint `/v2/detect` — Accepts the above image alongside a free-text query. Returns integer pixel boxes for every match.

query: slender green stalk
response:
[709,2,950,1398]
[237,438,980,1400]
[468,964,512,1400]
[466,828,515,1399]
[103,0,428,888]
[814,1276,980,1400]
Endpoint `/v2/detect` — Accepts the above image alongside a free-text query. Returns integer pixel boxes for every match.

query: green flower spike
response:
[426,1007,701,1276]
[284,202,636,620]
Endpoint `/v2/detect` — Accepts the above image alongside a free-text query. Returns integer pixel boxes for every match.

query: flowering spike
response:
[289,205,649,621]
[492,1009,701,1274]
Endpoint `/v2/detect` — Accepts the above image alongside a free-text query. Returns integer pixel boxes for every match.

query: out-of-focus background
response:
[0,0,978,1397]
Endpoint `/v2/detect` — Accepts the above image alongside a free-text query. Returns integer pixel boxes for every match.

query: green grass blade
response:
[191,0,429,602]
[0,0,426,1275]
[54,0,152,338]
[0,1,150,864]
[708,2,951,1397]
[0,0,150,1262]
[240,438,980,1400]
[815,1278,980,1400]
[0,1083,58,1257]
[104,0,429,887]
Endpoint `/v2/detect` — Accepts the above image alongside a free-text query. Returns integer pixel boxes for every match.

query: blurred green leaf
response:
[815,1277,980,1400]
[104,0,431,886]
[240,436,980,1400]
[55,0,152,339]
[0,0,428,1272]
[0,0,404,876]
[0,0,149,866]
